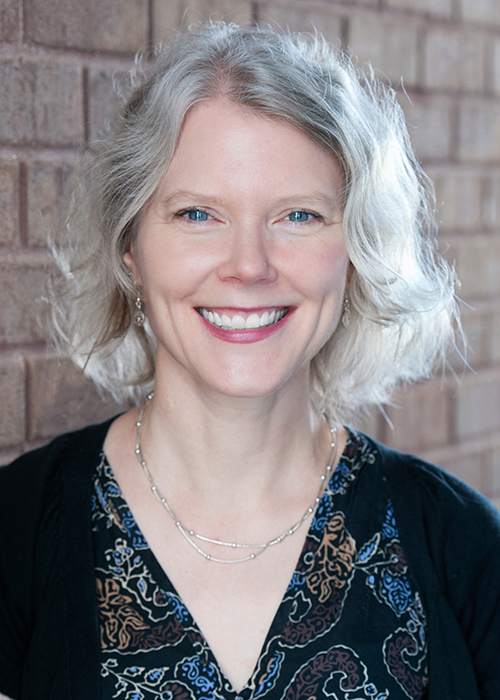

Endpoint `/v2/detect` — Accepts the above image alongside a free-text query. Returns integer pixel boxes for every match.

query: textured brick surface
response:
[491,310,500,363]
[455,305,500,370]
[0,162,18,245]
[348,16,419,86]
[88,70,131,142]
[27,162,75,246]
[352,411,381,439]
[386,0,452,17]
[0,357,25,449]
[424,30,486,92]
[455,371,500,440]
[482,172,500,229]
[259,5,342,42]
[0,259,51,345]
[430,168,482,231]
[459,307,487,368]
[431,167,500,232]
[153,0,253,43]
[492,448,500,497]
[461,0,500,27]
[0,0,20,42]
[25,0,148,51]
[27,356,125,442]
[402,97,452,160]
[456,236,500,299]
[441,451,484,492]
[493,39,500,95]
[459,101,500,163]
[383,381,450,454]
[0,60,83,146]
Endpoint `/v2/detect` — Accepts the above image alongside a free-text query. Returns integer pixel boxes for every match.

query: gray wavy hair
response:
[52,21,461,424]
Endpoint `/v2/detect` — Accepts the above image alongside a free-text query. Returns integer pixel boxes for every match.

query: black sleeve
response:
[382,445,500,699]
[0,446,57,699]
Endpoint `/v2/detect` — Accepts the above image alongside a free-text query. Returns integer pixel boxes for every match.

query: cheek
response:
[289,241,349,297]
[141,239,213,298]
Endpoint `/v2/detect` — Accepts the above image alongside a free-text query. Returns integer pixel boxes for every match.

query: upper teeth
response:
[200,308,287,330]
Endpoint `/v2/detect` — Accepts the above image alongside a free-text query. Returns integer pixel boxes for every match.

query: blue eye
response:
[287,211,312,222]
[186,209,209,221]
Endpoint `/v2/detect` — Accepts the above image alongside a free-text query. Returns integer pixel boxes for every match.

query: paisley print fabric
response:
[92,431,429,699]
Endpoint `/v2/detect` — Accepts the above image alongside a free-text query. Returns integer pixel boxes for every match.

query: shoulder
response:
[1,416,118,480]
[359,432,500,532]
[0,417,118,529]
[355,434,500,695]
[358,432,500,607]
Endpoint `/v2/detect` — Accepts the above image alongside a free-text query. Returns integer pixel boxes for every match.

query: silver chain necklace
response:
[135,392,338,564]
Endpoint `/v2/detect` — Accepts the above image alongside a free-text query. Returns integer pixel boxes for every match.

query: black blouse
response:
[91,430,429,700]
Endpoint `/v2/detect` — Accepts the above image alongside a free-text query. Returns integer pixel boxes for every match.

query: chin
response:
[201,364,302,400]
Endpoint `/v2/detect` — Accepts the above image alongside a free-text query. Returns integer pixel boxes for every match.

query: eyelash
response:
[285,211,322,223]
[175,208,212,222]
[174,208,323,225]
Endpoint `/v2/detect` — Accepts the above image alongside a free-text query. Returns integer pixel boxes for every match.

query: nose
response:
[217,223,278,285]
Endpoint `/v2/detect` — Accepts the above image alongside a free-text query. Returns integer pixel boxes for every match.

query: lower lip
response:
[199,311,293,343]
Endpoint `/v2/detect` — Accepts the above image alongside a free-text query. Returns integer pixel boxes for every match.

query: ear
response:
[123,249,141,287]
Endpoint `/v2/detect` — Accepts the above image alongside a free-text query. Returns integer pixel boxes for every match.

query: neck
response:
[139,363,329,508]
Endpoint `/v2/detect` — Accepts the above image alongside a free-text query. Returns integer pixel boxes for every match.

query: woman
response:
[1,22,499,700]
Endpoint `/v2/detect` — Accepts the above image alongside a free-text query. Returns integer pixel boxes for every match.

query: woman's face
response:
[124,99,350,399]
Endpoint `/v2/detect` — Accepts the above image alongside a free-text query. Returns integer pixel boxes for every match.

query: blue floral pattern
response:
[92,432,429,699]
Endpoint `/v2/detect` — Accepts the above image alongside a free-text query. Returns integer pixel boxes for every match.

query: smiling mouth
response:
[197,307,290,331]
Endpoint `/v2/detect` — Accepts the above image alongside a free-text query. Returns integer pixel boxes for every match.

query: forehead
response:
[156,99,344,206]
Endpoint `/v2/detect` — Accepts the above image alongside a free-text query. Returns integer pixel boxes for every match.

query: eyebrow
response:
[158,190,343,211]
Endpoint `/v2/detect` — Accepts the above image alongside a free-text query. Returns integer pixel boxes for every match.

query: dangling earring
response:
[133,292,145,326]
[341,293,351,328]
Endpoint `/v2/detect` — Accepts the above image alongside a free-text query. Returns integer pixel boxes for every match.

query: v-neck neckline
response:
[94,430,364,698]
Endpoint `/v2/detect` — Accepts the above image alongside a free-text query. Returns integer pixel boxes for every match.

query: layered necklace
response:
[135,393,338,564]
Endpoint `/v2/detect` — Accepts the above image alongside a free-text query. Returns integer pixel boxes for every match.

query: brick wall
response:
[1,0,499,508]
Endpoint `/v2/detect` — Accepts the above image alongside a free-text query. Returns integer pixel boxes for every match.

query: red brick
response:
[386,0,452,16]
[0,446,23,466]
[0,254,52,345]
[27,355,127,442]
[455,236,500,300]
[423,30,487,93]
[454,370,500,440]
[458,306,488,370]
[33,64,83,145]
[352,411,382,441]
[428,167,482,231]
[27,161,75,246]
[440,451,484,492]
[258,5,342,43]
[88,70,131,142]
[0,60,83,146]
[0,0,20,42]
[490,308,500,363]
[0,161,18,245]
[402,96,452,160]
[153,0,253,42]
[382,380,450,454]
[492,447,500,497]
[0,356,25,449]
[456,304,500,369]
[481,172,500,229]
[347,15,419,86]
[492,39,500,96]
[461,0,500,27]
[458,101,500,163]
[25,0,148,52]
